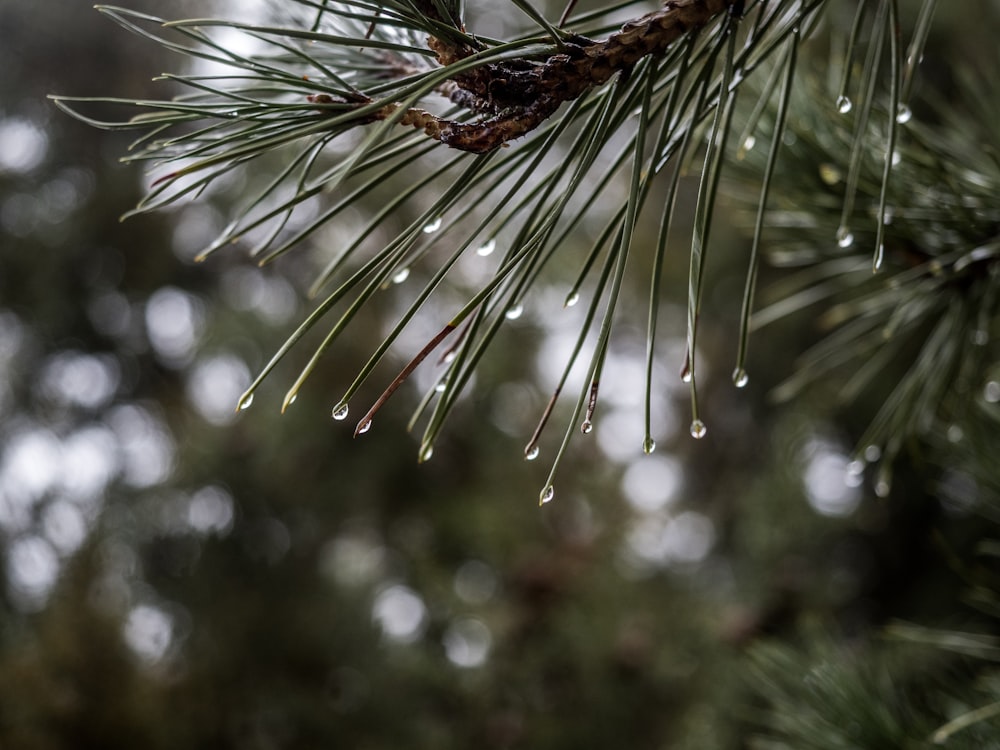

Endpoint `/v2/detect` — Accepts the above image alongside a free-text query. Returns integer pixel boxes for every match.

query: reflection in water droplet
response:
[287,394,297,406]
[732,368,749,388]
[392,267,410,284]
[525,444,540,461]
[690,420,707,439]
[580,419,593,434]
[896,104,912,124]
[435,378,447,393]
[442,350,457,364]
[238,393,254,410]
[642,437,656,455]
[332,403,350,420]
[564,292,580,308]
[357,419,372,434]
[539,485,555,505]
[741,134,756,155]
[836,95,852,114]
[476,238,496,257]
[419,445,433,462]
[873,243,884,272]
[505,303,523,320]
[836,225,854,248]
[422,217,442,233]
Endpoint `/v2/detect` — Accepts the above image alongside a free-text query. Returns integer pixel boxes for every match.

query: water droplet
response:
[238,393,254,411]
[972,329,988,346]
[732,368,749,388]
[836,225,854,249]
[564,292,580,308]
[836,95,853,114]
[737,134,756,160]
[357,419,372,434]
[419,445,434,462]
[895,104,912,124]
[442,350,457,364]
[818,163,842,185]
[476,238,496,257]
[580,419,593,434]
[525,444,540,461]
[422,217,442,233]
[539,484,555,505]
[286,394,298,406]
[689,420,707,439]
[392,267,410,284]
[642,437,656,455]
[332,403,350,420]
[875,479,891,498]
[985,381,1000,404]
[873,243,885,272]
[863,444,882,462]
[891,149,901,166]
[435,378,447,393]
[947,424,964,443]
[505,303,523,320]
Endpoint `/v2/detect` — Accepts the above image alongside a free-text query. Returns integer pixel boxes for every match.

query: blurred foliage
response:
[0,1,998,749]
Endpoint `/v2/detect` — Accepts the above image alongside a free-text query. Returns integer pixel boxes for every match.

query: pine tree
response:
[50,1,1000,744]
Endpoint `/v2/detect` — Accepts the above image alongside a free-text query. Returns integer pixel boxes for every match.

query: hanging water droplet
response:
[505,303,523,320]
[422,217,442,233]
[525,444,540,461]
[442,350,457,364]
[435,378,447,393]
[580,419,593,434]
[642,437,656,455]
[737,134,756,160]
[392,267,410,284]
[238,393,254,411]
[475,238,496,257]
[818,163,842,185]
[539,484,555,505]
[419,445,434,462]
[895,104,912,124]
[836,225,854,248]
[564,292,580,308]
[286,393,298,406]
[680,361,692,383]
[873,243,885,272]
[332,403,350,421]
[357,419,372,434]
[732,368,749,388]
[875,479,891,498]
[891,149,901,166]
[864,444,882,462]
[836,95,853,114]
[689,420,707,439]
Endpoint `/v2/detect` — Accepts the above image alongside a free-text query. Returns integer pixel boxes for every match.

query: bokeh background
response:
[0,1,995,748]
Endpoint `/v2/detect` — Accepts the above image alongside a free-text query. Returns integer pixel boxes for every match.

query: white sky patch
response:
[0,117,48,174]
[6,535,60,611]
[802,439,862,518]
[621,454,683,513]
[145,287,205,367]
[107,404,176,488]
[372,584,427,643]
[123,604,175,663]
[443,617,492,668]
[186,353,251,426]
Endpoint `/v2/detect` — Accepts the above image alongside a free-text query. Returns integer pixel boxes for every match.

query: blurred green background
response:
[0,1,996,748]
